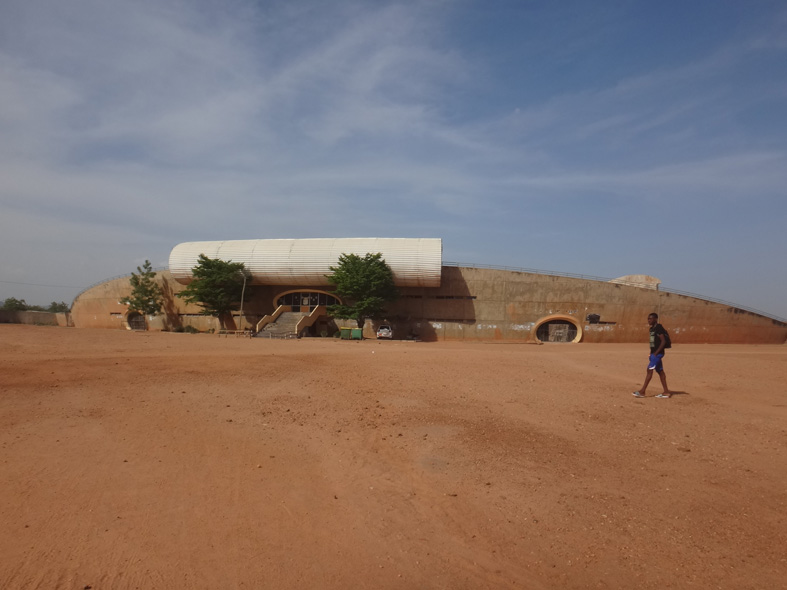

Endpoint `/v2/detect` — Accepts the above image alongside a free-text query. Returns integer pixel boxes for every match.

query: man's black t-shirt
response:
[650,323,668,354]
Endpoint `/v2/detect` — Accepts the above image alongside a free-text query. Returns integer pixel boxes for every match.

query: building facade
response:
[69,238,787,344]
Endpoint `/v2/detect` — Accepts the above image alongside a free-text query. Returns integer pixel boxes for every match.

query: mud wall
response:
[69,267,787,344]
[71,272,187,331]
[0,310,70,326]
[71,271,311,332]
[383,267,787,344]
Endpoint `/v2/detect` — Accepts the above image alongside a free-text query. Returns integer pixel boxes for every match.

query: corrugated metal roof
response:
[169,238,442,287]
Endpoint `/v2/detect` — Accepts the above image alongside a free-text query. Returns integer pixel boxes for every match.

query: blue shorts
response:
[648,354,664,373]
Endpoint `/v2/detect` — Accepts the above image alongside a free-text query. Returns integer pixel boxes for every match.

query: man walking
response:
[633,313,671,398]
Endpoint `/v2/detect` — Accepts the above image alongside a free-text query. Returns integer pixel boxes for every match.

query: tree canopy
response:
[1,298,70,312]
[175,254,249,326]
[326,252,399,327]
[120,260,163,316]
[47,301,70,313]
[1,297,29,311]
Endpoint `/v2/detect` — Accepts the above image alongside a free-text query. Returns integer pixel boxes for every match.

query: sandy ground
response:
[0,324,785,590]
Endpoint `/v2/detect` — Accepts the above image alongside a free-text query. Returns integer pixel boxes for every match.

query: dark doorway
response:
[536,320,577,343]
[127,312,146,331]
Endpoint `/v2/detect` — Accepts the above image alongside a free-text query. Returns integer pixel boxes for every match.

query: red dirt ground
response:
[1,325,785,589]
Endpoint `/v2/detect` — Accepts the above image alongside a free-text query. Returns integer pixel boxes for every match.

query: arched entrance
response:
[270,290,342,337]
[534,315,582,343]
[275,290,341,312]
[126,311,146,331]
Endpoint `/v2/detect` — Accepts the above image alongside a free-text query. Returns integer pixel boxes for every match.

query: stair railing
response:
[296,305,328,336]
[256,305,289,333]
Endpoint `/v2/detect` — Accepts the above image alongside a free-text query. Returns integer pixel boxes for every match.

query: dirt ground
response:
[1,325,785,589]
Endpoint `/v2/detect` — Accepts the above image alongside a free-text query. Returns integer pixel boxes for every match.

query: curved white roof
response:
[169,238,442,287]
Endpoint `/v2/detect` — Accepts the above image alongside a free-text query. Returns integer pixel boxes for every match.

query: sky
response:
[1,0,786,319]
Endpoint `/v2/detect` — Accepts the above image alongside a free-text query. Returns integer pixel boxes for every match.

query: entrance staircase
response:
[256,311,308,338]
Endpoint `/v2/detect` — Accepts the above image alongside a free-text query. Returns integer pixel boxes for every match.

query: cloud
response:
[1,0,786,317]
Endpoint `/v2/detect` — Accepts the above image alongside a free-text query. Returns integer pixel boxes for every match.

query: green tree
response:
[120,260,164,317]
[175,254,248,328]
[1,298,69,312]
[326,252,399,328]
[1,297,29,311]
[47,301,70,313]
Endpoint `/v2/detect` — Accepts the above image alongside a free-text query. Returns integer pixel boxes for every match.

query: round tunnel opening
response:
[127,312,146,331]
[536,319,579,343]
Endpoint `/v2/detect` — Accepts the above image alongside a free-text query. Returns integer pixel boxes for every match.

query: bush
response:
[173,325,200,334]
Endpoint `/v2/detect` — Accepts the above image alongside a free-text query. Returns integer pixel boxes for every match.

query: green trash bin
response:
[340,327,352,340]
[351,328,363,340]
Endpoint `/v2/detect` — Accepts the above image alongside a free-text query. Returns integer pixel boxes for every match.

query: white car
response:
[376,324,393,339]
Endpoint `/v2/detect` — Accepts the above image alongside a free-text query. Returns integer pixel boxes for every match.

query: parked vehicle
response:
[376,324,393,339]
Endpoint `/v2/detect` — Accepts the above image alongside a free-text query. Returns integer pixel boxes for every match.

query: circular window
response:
[534,316,581,343]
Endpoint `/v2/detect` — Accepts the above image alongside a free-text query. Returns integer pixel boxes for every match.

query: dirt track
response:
[1,325,785,589]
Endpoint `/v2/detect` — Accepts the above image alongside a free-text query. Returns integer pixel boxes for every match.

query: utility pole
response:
[238,271,248,331]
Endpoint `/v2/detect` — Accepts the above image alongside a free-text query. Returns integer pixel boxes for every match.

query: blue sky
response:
[1,0,786,319]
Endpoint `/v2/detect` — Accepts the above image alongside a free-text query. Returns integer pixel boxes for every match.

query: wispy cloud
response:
[1,0,786,316]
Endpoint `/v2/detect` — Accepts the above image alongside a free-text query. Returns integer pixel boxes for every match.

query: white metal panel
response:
[168,238,442,287]
[168,241,224,279]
